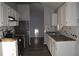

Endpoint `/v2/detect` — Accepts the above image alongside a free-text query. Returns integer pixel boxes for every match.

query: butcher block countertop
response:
[0,38,16,42]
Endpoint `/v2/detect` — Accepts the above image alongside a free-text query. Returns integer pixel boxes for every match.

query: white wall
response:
[17,4,30,21]
[30,4,44,37]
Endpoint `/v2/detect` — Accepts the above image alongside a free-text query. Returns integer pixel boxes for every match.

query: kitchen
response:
[0,2,79,56]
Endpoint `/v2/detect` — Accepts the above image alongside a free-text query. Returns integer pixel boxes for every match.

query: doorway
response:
[29,3,44,48]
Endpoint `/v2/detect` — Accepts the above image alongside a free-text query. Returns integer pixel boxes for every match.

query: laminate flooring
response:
[23,45,51,56]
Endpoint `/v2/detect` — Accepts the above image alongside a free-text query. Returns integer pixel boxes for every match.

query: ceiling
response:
[15,2,64,11]
[41,2,64,11]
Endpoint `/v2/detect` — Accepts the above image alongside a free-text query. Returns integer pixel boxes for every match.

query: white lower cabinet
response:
[55,42,76,56]
[0,42,2,56]
[47,35,55,55]
[0,40,18,56]
[47,35,76,56]
[51,39,56,56]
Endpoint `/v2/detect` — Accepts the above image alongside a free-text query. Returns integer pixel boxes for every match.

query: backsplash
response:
[60,26,79,40]
[0,26,14,31]
[0,26,14,38]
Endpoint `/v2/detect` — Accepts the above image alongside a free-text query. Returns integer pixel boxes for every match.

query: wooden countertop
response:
[0,38,16,42]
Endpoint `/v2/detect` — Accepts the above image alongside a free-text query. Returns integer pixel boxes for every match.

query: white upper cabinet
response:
[52,13,57,26]
[8,7,19,26]
[65,2,77,26]
[14,10,19,21]
[57,2,78,27]
[76,3,79,25]
[8,6,17,20]
[9,7,15,18]
[57,3,65,30]
[9,6,19,21]
[14,10,19,26]
[0,2,19,27]
[0,3,9,26]
[0,3,3,26]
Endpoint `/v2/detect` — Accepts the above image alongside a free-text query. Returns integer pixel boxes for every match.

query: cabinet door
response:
[15,11,19,26]
[10,7,15,18]
[65,2,77,26]
[49,36,56,56]
[47,36,52,54]
[49,38,51,53]
[2,3,8,26]
[51,40,56,56]
[77,3,79,25]
[60,3,66,26]
[49,38,52,55]
[47,35,50,52]
[8,6,10,17]
[58,4,66,30]
[0,3,3,26]
[2,41,17,56]
[47,35,49,49]
[52,13,57,26]
[15,11,19,21]
[57,2,77,27]
[57,6,62,30]
[0,42,2,56]
[8,7,19,26]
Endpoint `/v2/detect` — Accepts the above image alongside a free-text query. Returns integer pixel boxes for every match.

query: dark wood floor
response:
[23,45,51,56]
[22,37,51,56]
